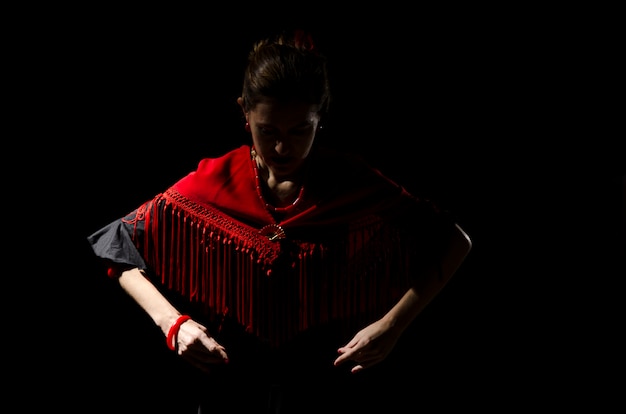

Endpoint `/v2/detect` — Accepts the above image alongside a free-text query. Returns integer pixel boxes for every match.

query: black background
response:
[13,6,623,412]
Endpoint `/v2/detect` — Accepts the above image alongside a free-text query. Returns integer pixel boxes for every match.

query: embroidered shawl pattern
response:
[114,145,450,347]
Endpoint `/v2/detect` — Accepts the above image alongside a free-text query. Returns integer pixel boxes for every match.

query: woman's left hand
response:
[333,319,401,373]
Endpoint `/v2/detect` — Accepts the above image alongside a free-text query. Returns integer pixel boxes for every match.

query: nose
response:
[274,138,290,155]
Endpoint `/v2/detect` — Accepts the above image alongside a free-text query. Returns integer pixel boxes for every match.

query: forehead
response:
[249,98,320,125]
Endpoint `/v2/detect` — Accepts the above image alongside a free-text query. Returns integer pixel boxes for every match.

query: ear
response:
[236,97,247,120]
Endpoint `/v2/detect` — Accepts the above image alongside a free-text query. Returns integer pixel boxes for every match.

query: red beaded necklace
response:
[251,147,305,214]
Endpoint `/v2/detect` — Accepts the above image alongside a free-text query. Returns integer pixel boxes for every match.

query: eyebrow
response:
[256,121,314,129]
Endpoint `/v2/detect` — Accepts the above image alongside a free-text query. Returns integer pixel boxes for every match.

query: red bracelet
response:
[166,315,191,351]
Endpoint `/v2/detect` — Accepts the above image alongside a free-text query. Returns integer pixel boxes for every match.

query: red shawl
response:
[127,145,449,347]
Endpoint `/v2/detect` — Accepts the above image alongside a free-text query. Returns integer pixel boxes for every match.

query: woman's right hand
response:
[175,318,230,374]
[117,269,230,373]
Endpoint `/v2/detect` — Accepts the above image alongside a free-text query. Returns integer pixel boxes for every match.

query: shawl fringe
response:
[125,188,418,347]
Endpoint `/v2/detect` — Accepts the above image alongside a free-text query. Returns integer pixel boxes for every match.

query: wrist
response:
[166,314,191,351]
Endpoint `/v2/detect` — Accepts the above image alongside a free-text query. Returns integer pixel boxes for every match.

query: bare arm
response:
[118,268,229,372]
[118,268,181,335]
[334,223,472,372]
[386,222,472,330]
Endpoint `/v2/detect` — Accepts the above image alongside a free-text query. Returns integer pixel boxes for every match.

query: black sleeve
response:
[87,211,147,277]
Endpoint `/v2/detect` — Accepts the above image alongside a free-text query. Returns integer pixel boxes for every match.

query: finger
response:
[183,344,229,364]
[340,337,359,349]
[351,364,364,373]
[183,354,215,374]
[334,348,361,366]
[200,336,229,362]
[180,348,227,373]
[333,354,345,366]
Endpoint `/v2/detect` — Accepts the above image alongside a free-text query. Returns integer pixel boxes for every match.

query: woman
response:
[88,29,472,413]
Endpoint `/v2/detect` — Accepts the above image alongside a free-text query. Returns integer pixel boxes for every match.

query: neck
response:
[251,148,305,213]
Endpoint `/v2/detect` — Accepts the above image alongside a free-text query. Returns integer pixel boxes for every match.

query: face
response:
[243,98,320,179]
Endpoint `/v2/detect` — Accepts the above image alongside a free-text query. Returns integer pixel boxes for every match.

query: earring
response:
[245,122,251,132]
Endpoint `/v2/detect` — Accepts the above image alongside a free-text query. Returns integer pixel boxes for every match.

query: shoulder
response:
[312,146,383,179]
[172,145,252,204]
[194,145,251,176]
[311,146,407,194]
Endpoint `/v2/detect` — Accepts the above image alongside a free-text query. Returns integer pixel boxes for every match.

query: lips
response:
[270,157,292,166]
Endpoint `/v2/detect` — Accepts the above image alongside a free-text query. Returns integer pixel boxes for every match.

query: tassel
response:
[133,188,419,348]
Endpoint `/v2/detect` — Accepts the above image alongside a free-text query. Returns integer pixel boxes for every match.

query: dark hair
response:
[240,30,331,115]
